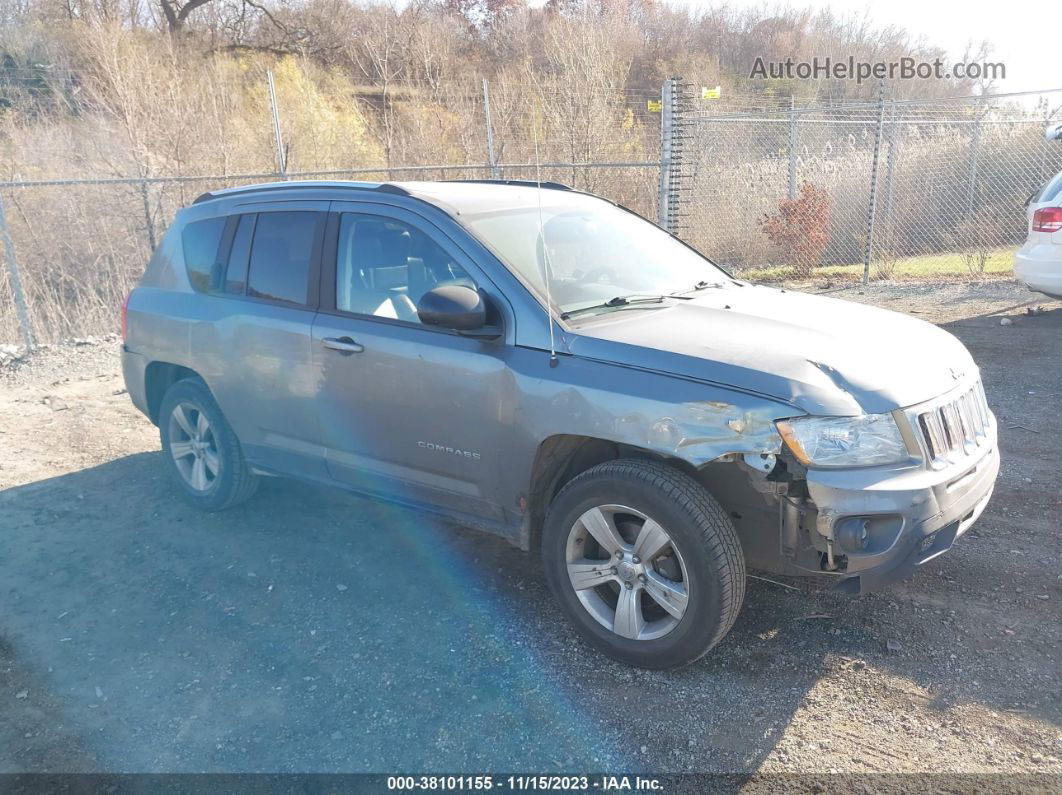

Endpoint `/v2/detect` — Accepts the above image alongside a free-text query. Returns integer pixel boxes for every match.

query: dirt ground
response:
[0,280,1060,777]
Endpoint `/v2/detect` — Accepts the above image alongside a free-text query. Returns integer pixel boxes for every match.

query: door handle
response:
[322,336,364,354]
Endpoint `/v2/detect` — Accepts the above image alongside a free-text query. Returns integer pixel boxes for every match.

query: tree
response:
[158,0,216,33]
[446,0,524,33]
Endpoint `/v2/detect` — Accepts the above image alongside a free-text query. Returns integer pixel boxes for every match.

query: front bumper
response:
[806,444,998,593]
[801,393,999,594]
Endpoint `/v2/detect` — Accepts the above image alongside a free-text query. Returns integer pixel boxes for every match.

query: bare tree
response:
[158,0,217,33]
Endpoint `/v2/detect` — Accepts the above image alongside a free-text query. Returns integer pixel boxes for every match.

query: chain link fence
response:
[667,83,1062,284]
[3,78,1062,347]
[0,162,660,346]
[0,71,663,347]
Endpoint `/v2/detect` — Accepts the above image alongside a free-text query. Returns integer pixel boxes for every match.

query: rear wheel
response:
[159,378,258,511]
[542,459,745,669]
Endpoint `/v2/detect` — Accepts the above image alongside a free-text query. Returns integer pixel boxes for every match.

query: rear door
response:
[310,201,516,522]
[190,200,330,479]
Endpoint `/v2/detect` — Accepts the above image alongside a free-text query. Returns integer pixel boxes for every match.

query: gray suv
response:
[122,180,999,668]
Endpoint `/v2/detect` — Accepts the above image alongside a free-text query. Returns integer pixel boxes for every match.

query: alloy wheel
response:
[565,504,690,641]
[167,401,220,492]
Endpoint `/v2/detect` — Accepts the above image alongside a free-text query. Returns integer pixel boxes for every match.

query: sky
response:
[676,0,1059,96]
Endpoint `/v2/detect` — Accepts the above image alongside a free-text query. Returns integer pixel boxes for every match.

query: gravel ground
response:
[0,280,1060,776]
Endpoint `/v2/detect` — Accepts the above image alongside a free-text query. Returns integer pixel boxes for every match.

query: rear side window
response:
[224,214,255,294]
[181,217,227,293]
[247,211,320,305]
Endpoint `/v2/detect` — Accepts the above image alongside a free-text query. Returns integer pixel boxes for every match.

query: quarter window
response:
[181,216,226,293]
[247,211,320,306]
[336,214,475,323]
[1040,172,1062,204]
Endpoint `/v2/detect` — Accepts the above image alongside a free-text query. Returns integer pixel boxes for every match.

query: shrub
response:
[757,182,832,278]
[953,216,1006,278]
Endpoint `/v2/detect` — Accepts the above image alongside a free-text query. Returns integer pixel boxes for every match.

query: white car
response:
[1014,168,1062,298]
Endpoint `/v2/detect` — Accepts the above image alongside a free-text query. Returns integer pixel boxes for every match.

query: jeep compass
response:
[121,180,999,668]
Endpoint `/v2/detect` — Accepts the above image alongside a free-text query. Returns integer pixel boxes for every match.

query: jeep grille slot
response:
[918,381,990,463]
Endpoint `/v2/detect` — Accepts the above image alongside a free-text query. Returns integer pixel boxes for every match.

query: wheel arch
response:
[524,434,782,554]
[144,361,204,424]
[525,434,711,551]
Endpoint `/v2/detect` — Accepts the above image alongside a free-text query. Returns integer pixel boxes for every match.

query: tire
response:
[158,378,258,511]
[541,459,745,669]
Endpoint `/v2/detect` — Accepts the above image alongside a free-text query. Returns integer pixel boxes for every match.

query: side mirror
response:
[1046,122,1062,142]
[417,284,491,333]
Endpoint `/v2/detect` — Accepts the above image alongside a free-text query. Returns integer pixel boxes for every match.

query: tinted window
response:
[181,216,226,293]
[336,214,475,323]
[247,211,320,305]
[225,214,255,294]
[1041,171,1062,204]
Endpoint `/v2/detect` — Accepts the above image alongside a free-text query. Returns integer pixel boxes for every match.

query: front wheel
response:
[542,459,745,669]
[158,378,258,511]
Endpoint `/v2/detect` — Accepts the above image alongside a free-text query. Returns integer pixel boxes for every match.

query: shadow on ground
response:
[0,304,1058,773]
[1,451,835,773]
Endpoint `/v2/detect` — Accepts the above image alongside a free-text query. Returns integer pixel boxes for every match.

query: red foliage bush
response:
[757,182,832,278]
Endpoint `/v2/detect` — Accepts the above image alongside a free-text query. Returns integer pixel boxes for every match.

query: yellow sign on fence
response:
[701,85,721,100]
[647,99,662,112]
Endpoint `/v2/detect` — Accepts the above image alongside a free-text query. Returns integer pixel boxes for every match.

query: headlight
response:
[776,413,909,468]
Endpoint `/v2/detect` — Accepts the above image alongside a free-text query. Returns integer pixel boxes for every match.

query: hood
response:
[565,283,976,416]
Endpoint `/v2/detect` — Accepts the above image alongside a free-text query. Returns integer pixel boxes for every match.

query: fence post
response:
[862,81,886,286]
[266,70,287,177]
[657,78,674,229]
[482,79,499,180]
[966,101,982,219]
[1037,104,1051,185]
[139,178,157,252]
[880,101,899,263]
[788,95,797,200]
[0,191,35,350]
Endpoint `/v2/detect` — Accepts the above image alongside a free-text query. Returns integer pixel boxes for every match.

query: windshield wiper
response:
[560,294,669,320]
[669,280,725,296]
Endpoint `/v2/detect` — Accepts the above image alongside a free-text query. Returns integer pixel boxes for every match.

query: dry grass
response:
[738,247,1019,283]
[0,11,1056,344]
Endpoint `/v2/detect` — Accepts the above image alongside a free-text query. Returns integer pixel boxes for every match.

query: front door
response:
[311,202,516,522]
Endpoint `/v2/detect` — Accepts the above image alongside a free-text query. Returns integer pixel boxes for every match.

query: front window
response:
[335,213,477,324]
[461,193,729,315]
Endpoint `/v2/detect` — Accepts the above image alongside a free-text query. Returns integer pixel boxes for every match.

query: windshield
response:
[461,192,729,314]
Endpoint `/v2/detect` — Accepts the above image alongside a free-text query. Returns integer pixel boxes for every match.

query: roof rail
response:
[445,179,573,191]
[192,180,410,205]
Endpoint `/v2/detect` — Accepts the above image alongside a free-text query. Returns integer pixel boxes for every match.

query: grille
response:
[918,381,992,463]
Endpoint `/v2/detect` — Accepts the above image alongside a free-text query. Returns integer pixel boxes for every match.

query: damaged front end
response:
[705,377,999,594]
